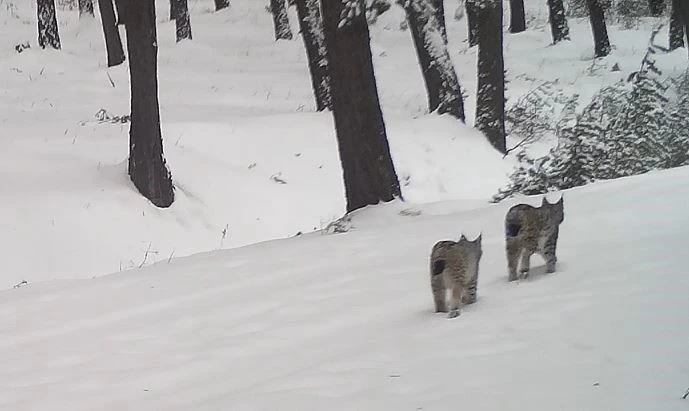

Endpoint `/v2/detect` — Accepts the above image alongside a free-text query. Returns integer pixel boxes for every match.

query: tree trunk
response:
[401,0,465,121]
[37,0,61,49]
[79,0,94,18]
[321,0,402,212]
[670,0,685,50]
[271,0,293,40]
[648,0,664,16]
[169,0,174,20]
[123,0,175,208]
[586,0,610,58]
[509,0,526,33]
[173,0,192,42]
[214,0,230,11]
[98,0,125,66]
[466,0,478,47]
[295,0,332,111]
[431,0,448,43]
[677,0,689,54]
[475,0,506,153]
[547,0,569,43]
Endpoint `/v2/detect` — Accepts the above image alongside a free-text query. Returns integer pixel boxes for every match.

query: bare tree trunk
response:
[79,0,94,17]
[295,0,331,111]
[98,0,125,66]
[169,0,174,20]
[271,0,293,40]
[670,0,685,50]
[37,0,61,49]
[466,0,478,47]
[122,0,175,208]
[475,0,506,153]
[400,0,465,120]
[547,0,570,43]
[431,0,447,43]
[586,0,610,58]
[172,0,192,42]
[322,0,401,212]
[509,0,525,33]
[214,0,230,11]
[648,0,664,16]
[677,0,689,55]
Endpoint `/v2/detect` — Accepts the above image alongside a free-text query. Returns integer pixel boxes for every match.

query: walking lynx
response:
[504,196,564,281]
[429,234,482,318]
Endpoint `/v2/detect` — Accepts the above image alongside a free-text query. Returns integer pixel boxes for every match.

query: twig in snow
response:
[682,387,689,399]
[138,242,156,268]
[106,71,116,88]
[12,280,28,289]
[167,249,175,264]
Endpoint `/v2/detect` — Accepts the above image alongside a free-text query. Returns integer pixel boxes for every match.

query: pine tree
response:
[271,0,293,40]
[37,0,61,50]
[509,0,526,33]
[586,0,611,57]
[78,0,94,18]
[475,0,506,153]
[669,0,685,50]
[399,0,465,120]
[466,0,478,47]
[667,74,689,167]
[648,0,665,16]
[295,0,331,111]
[98,0,125,67]
[121,0,175,207]
[547,0,570,43]
[172,0,192,42]
[321,0,402,212]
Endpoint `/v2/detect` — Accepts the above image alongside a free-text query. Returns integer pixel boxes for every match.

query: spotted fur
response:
[504,196,564,281]
[429,234,482,318]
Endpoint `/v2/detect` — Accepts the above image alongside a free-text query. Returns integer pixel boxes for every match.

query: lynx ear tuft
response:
[541,196,549,206]
[459,234,467,241]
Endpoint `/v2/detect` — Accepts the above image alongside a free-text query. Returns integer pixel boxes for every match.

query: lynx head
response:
[458,233,483,259]
[541,195,564,224]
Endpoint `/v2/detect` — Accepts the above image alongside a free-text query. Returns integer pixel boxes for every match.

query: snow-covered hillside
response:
[2,167,689,410]
[2,0,687,288]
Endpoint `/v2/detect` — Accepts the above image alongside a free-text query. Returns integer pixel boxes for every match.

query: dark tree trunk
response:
[586,0,611,58]
[466,0,478,47]
[114,0,126,25]
[214,0,230,11]
[509,0,526,33]
[321,0,402,212]
[431,0,448,43]
[401,0,465,120]
[122,0,175,208]
[169,0,174,20]
[271,0,293,40]
[475,0,506,153]
[98,0,125,66]
[295,0,332,111]
[648,0,664,16]
[79,0,94,17]
[37,0,61,49]
[173,0,192,42]
[547,0,569,43]
[677,0,689,54]
[670,0,685,50]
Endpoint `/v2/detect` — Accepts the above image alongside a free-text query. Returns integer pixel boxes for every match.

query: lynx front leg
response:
[519,248,534,279]
[542,233,558,274]
[447,284,465,319]
[506,239,521,282]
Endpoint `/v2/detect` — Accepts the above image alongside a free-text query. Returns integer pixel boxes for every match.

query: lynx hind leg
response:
[542,233,558,274]
[462,274,477,305]
[506,238,521,282]
[447,283,465,319]
[431,259,448,312]
[519,248,533,279]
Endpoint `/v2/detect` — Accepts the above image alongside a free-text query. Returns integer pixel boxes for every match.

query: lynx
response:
[429,234,482,318]
[504,196,564,281]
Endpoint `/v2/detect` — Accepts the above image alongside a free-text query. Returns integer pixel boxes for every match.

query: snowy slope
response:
[2,167,689,410]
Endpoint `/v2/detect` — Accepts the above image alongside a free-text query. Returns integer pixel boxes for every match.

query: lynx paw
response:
[447,310,460,319]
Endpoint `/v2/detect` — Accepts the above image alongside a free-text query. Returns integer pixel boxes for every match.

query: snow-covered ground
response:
[3,166,689,410]
[1,0,687,287]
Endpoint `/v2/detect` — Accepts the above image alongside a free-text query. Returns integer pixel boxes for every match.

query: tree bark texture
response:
[37,0,61,49]
[677,0,689,54]
[400,0,465,121]
[123,0,175,208]
[466,0,478,47]
[547,0,569,43]
[322,0,402,213]
[79,0,94,17]
[431,0,447,43]
[271,0,294,40]
[98,0,125,66]
[509,0,526,33]
[586,0,611,58]
[648,0,664,16]
[173,0,193,42]
[295,0,332,111]
[670,0,685,50]
[214,0,230,11]
[475,0,506,153]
